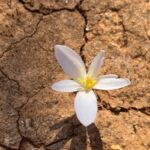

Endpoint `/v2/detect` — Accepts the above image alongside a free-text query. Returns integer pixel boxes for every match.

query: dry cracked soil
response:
[0,0,150,150]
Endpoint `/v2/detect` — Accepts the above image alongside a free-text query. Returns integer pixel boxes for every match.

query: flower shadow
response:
[47,115,103,150]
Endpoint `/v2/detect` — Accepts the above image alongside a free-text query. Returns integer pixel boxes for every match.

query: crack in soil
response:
[0,15,43,59]
[98,97,150,116]
[16,87,46,149]
[76,0,88,65]
[1,0,149,149]
[0,68,46,149]
[0,68,20,91]
[18,0,88,60]
[0,143,17,150]
[18,0,81,15]
[46,138,68,147]
[119,14,128,47]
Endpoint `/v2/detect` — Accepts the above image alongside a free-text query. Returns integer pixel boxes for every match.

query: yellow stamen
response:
[77,75,96,90]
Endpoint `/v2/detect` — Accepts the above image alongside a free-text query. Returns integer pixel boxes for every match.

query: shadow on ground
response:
[47,115,103,150]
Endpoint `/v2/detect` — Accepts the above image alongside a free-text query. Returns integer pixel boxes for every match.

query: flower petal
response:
[51,80,82,92]
[94,77,131,90]
[74,90,97,127]
[99,74,118,79]
[55,45,86,80]
[88,50,105,79]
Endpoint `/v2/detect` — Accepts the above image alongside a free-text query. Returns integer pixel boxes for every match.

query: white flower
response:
[51,45,131,127]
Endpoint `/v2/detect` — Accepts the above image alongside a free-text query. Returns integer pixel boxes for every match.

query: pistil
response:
[77,75,96,90]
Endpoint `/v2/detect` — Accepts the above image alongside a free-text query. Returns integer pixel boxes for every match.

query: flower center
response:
[77,75,96,90]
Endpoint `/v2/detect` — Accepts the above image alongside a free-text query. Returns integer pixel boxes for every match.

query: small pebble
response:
[111,144,122,150]
[64,0,69,4]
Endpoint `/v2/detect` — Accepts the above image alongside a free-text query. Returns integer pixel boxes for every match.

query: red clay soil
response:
[0,0,149,150]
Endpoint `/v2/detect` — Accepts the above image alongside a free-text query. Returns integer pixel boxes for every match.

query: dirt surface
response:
[0,0,149,150]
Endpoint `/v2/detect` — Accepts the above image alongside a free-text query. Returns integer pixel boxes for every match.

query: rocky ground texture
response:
[0,0,150,150]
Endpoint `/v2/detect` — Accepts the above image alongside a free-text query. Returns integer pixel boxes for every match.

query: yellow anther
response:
[77,75,96,90]
[77,77,85,84]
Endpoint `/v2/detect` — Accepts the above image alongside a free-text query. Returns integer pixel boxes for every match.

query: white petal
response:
[55,45,86,80]
[74,90,97,127]
[88,50,105,79]
[100,74,118,79]
[94,77,131,90]
[51,80,82,92]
